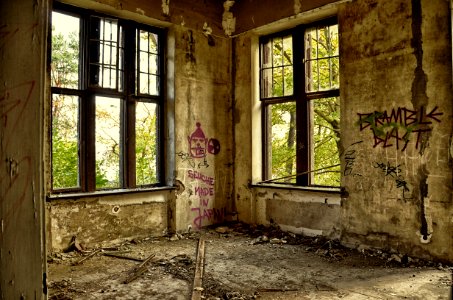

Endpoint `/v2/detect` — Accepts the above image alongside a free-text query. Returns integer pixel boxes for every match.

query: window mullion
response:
[294,27,309,186]
[123,23,136,188]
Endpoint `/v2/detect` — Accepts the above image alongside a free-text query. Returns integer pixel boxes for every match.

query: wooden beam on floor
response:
[192,238,206,300]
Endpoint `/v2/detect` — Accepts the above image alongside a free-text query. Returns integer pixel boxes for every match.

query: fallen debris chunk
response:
[215,226,229,234]
[63,236,85,253]
[123,253,155,284]
[72,249,101,266]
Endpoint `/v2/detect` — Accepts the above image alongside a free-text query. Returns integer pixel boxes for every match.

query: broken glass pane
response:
[95,96,121,189]
[51,12,80,89]
[52,94,80,189]
[136,102,158,185]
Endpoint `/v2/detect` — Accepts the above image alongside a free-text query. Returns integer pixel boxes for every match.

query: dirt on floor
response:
[47,222,453,300]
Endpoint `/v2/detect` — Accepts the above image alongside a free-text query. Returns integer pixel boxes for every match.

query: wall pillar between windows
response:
[0,0,48,298]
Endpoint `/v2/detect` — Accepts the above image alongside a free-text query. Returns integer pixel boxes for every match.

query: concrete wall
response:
[47,191,170,251]
[233,0,453,262]
[172,26,234,232]
[0,0,47,298]
[45,0,234,252]
[339,0,453,262]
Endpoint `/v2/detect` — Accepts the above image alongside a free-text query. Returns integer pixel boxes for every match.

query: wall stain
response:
[418,165,429,241]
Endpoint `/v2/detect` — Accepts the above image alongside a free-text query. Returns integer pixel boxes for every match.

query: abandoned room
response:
[1,0,452,299]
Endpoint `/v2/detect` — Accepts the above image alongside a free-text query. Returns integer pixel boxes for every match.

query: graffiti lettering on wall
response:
[343,141,363,177]
[191,202,226,229]
[358,106,443,151]
[188,169,215,186]
[373,161,410,197]
[187,168,225,228]
[177,122,220,168]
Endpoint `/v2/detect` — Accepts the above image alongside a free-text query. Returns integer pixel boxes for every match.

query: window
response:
[260,18,340,187]
[50,3,165,192]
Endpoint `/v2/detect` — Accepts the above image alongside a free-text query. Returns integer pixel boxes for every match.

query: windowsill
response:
[46,185,175,201]
[251,182,341,194]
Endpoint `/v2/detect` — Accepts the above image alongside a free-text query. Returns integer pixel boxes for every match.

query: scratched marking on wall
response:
[0,81,36,233]
[343,141,363,177]
[373,161,410,198]
[357,106,443,151]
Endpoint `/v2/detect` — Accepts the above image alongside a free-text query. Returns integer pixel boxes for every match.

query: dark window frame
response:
[259,17,340,187]
[50,2,166,193]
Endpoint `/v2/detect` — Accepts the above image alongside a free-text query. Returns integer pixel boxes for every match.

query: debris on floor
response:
[47,222,453,300]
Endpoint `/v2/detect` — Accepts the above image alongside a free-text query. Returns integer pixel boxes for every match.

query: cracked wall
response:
[339,0,453,262]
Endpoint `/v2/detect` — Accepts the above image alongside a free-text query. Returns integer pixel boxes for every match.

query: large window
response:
[50,3,165,192]
[260,18,340,187]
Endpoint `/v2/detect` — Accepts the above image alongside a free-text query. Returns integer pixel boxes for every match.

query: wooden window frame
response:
[259,17,340,187]
[50,2,165,193]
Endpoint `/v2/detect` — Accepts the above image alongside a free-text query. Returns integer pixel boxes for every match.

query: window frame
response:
[259,17,340,187]
[50,2,166,193]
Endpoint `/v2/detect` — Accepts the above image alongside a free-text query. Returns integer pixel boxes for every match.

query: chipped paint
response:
[136,8,145,15]
[162,0,170,16]
[294,0,302,14]
[202,22,212,37]
[222,1,236,36]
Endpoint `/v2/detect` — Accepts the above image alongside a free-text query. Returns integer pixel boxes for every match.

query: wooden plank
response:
[123,253,155,284]
[192,238,206,300]
[72,249,101,266]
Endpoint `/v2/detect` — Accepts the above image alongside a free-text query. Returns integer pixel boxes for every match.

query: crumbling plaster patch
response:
[222,1,236,36]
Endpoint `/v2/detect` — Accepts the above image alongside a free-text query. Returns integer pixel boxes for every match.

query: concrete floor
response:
[47,224,453,299]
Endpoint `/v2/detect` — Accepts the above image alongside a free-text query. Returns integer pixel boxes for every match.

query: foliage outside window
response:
[50,3,164,192]
[260,19,340,187]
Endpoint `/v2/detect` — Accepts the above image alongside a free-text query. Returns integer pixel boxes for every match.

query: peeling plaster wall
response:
[0,0,47,298]
[233,0,452,262]
[47,192,170,251]
[339,0,453,262]
[255,188,341,238]
[232,0,341,35]
[46,0,234,249]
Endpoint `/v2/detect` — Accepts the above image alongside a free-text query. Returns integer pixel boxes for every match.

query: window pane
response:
[260,35,293,99]
[267,102,297,183]
[52,94,80,189]
[95,97,121,189]
[89,17,121,90]
[304,23,339,92]
[283,66,293,96]
[51,12,80,89]
[311,97,340,186]
[318,58,331,90]
[137,29,160,95]
[273,38,283,67]
[136,102,158,185]
[272,68,283,97]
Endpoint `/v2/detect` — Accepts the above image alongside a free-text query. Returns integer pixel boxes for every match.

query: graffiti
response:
[373,162,401,177]
[0,23,38,50]
[177,151,195,168]
[191,204,226,229]
[178,122,220,168]
[343,141,363,177]
[358,106,443,151]
[188,169,215,186]
[374,161,410,197]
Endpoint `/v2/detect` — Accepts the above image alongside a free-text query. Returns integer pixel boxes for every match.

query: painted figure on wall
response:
[188,122,208,158]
